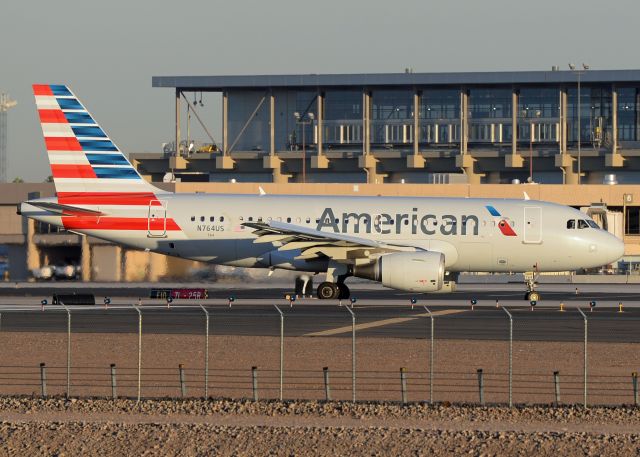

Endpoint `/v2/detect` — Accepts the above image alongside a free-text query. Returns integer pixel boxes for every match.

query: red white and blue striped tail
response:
[33,84,166,201]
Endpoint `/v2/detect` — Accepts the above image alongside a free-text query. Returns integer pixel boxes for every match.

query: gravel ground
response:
[0,397,639,456]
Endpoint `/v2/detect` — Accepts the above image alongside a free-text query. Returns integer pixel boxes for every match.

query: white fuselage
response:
[21,194,624,275]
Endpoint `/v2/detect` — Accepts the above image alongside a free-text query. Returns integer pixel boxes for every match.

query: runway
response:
[0,303,637,343]
[0,282,637,342]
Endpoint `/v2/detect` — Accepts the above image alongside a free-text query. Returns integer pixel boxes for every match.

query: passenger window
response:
[578,220,589,229]
[248,217,253,222]
[190,216,195,222]
[567,220,576,229]
[306,217,311,224]
[210,216,215,222]
[200,216,205,222]
[239,216,244,221]
[404,219,409,225]
[287,217,292,223]
[220,216,224,222]
[258,217,263,222]
[587,220,599,229]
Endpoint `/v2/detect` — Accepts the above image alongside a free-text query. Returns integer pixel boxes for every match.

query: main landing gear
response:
[524,272,540,302]
[316,261,351,300]
[317,281,350,300]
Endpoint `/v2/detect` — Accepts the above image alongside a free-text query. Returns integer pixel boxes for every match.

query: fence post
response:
[251,366,258,401]
[553,371,560,406]
[179,364,187,397]
[633,372,638,406]
[110,364,117,400]
[400,367,408,404]
[273,305,284,401]
[323,367,331,401]
[344,306,356,402]
[60,304,71,399]
[577,307,588,408]
[132,304,142,402]
[40,362,47,398]
[198,304,210,398]
[477,369,484,405]
[423,306,434,404]
[502,307,513,407]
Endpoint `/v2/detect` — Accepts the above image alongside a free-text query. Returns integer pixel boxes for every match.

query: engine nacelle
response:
[354,251,445,292]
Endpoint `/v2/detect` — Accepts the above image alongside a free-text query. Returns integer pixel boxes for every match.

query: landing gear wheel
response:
[337,284,350,300]
[317,282,339,300]
[528,291,540,302]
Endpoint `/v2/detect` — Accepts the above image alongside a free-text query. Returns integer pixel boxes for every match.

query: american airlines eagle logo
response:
[485,206,517,236]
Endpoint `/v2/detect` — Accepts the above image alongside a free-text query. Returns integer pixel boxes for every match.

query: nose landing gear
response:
[524,272,540,301]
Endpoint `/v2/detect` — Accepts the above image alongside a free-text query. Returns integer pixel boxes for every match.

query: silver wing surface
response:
[243,220,421,264]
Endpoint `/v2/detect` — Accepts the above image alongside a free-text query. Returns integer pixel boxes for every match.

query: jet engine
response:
[353,251,445,292]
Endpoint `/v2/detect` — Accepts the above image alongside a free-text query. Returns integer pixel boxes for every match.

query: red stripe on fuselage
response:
[62,217,181,231]
[33,84,53,96]
[51,164,97,179]
[39,109,68,123]
[45,137,82,151]
[58,192,162,206]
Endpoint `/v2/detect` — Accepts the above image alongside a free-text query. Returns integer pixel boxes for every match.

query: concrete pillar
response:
[216,91,235,170]
[407,90,425,169]
[607,85,624,167]
[269,91,276,155]
[81,235,91,281]
[506,89,523,168]
[263,91,288,182]
[359,90,383,183]
[312,92,329,169]
[222,91,228,153]
[555,88,578,184]
[460,89,468,154]
[175,89,181,157]
[26,219,39,273]
[455,88,482,183]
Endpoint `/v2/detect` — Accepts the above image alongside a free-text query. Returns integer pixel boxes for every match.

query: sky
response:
[1,0,639,182]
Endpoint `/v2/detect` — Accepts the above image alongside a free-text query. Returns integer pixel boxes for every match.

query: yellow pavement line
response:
[304,309,465,337]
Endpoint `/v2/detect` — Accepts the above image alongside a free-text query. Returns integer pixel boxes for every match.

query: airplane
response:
[18,84,624,301]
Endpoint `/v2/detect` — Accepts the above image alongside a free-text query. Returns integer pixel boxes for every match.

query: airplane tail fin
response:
[32,84,168,205]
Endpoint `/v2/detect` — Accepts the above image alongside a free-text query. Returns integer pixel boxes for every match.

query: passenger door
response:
[523,206,542,244]
[147,200,168,238]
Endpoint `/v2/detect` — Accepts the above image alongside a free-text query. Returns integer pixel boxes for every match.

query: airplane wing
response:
[243,220,420,263]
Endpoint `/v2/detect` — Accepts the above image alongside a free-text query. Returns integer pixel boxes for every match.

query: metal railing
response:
[0,303,636,407]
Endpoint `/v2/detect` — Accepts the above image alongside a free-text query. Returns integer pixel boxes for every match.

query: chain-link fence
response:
[0,303,638,406]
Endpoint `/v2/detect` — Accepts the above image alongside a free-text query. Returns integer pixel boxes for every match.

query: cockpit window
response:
[578,219,589,229]
[567,220,576,229]
[587,220,599,229]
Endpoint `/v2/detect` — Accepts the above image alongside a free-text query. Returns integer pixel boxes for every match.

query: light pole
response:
[569,63,589,184]
[294,112,315,184]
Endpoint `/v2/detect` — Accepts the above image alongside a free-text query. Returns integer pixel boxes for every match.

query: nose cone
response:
[602,234,624,265]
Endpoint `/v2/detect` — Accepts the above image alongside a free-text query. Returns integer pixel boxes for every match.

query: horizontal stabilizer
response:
[27,201,104,216]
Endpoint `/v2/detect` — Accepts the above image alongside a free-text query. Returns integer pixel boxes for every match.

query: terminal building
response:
[137,68,640,185]
[3,69,640,282]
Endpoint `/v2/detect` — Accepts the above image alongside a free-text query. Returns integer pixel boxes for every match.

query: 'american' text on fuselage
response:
[316,207,480,236]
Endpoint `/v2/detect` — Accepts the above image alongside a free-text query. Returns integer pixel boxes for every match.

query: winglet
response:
[523,191,530,201]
